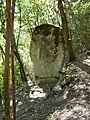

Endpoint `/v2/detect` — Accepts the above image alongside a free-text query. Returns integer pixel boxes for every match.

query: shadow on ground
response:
[0,58,90,120]
[15,59,90,120]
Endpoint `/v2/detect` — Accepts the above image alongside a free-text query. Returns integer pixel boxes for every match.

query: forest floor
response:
[0,55,90,120]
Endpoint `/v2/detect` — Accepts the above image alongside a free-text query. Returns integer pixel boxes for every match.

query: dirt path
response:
[15,59,90,120]
[0,58,90,120]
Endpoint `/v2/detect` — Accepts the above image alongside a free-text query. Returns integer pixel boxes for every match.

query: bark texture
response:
[5,0,11,119]
[11,0,16,119]
[58,0,75,62]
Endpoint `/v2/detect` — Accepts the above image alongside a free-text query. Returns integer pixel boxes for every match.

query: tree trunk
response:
[5,0,11,119]
[11,0,16,119]
[58,0,75,62]
[14,39,28,84]
[3,34,28,84]
[0,44,5,62]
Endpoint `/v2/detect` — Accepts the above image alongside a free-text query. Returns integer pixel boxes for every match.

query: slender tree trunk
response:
[58,0,75,62]
[14,42,28,84]
[5,0,11,119]
[0,45,5,62]
[17,0,22,47]
[11,0,16,119]
[5,0,16,119]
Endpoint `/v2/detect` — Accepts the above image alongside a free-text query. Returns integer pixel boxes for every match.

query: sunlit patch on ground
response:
[27,79,46,99]
[61,104,90,120]
[29,86,46,98]
[50,104,90,120]
[83,58,90,66]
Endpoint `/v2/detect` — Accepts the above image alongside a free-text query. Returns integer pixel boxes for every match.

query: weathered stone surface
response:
[30,24,64,86]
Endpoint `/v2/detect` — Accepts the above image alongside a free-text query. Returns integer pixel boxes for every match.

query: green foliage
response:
[47,114,52,120]
[0,0,6,33]
[67,0,90,53]
[19,0,60,28]
[0,61,5,100]
[46,90,54,99]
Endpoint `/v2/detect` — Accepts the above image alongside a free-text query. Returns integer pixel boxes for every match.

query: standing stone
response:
[30,24,64,87]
